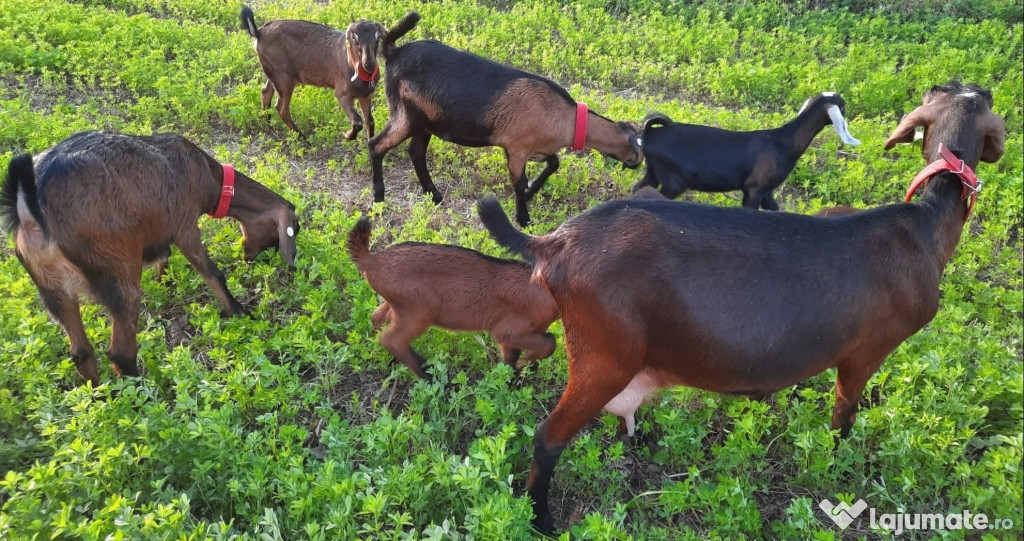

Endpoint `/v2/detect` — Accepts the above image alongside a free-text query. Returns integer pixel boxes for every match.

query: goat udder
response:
[603,370,664,436]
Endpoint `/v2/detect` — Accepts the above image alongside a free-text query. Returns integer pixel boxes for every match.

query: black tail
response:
[477,197,535,263]
[1,154,44,235]
[346,216,372,264]
[382,11,420,56]
[643,112,673,132]
[240,6,259,39]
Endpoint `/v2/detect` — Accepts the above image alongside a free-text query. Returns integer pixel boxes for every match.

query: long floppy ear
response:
[884,104,936,149]
[277,210,297,270]
[979,111,1006,163]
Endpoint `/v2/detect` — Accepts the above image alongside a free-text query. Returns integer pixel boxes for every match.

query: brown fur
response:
[478,81,1007,533]
[346,217,558,379]
[3,130,298,385]
[241,6,388,141]
[815,205,860,217]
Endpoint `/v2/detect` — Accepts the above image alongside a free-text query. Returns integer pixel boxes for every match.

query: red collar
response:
[569,102,588,151]
[209,164,235,219]
[356,63,380,85]
[904,143,982,219]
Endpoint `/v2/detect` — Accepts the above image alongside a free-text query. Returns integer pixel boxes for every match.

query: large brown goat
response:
[477,81,1005,533]
[346,217,558,379]
[241,6,388,141]
[369,12,643,226]
[0,131,299,386]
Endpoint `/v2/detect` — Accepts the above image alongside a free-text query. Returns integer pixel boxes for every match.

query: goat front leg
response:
[741,187,768,209]
[357,96,375,139]
[831,356,885,438]
[175,231,246,317]
[337,91,364,141]
[371,302,392,331]
[506,152,532,227]
[37,285,99,385]
[524,155,560,201]
[407,132,443,203]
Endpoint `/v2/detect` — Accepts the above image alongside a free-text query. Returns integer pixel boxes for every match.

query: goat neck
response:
[777,103,834,158]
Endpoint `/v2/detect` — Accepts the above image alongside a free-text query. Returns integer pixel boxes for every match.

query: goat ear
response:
[277,215,297,270]
[375,22,387,41]
[884,105,934,149]
[979,112,1005,163]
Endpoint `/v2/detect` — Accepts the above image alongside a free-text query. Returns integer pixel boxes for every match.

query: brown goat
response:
[478,81,1005,533]
[0,130,299,386]
[241,6,388,141]
[369,12,643,226]
[346,217,559,379]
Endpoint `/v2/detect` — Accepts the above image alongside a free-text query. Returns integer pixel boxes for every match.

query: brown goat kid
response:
[346,217,559,379]
[241,6,389,141]
[478,81,1006,533]
[370,12,643,226]
[0,131,299,386]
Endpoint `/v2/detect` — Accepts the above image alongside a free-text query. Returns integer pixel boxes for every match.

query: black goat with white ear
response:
[634,92,861,210]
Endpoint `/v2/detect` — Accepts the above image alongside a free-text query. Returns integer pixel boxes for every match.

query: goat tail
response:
[477,197,537,264]
[240,5,259,39]
[382,11,420,54]
[642,112,673,132]
[1,154,43,235]
[346,216,373,264]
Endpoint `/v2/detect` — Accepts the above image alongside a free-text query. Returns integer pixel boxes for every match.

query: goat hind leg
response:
[495,332,556,370]
[760,191,780,211]
[528,360,635,533]
[85,268,144,378]
[38,285,99,385]
[505,152,532,227]
[408,133,443,203]
[271,80,307,141]
[368,118,413,202]
[378,318,431,379]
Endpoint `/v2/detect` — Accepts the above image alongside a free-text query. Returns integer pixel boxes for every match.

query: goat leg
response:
[506,153,532,226]
[369,119,414,202]
[357,96,374,140]
[175,232,247,317]
[494,332,556,370]
[38,286,99,386]
[337,92,364,141]
[524,155,560,201]
[832,357,884,438]
[407,133,443,203]
[760,191,780,211]
[379,321,432,379]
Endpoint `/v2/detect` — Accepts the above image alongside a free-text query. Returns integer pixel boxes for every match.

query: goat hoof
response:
[430,193,443,205]
[532,514,556,536]
[344,126,362,140]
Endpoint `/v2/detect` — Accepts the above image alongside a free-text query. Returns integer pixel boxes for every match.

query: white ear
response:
[798,97,813,114]
[822,91,837,97]
[826,104,861,146]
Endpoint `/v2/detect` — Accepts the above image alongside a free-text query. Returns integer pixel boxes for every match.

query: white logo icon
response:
[819,499,868,529]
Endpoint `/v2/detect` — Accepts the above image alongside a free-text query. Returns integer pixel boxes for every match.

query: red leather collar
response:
[357,63,380,84]
[209,164,235,219]
[904,143,982,219]
[570,102,588,151]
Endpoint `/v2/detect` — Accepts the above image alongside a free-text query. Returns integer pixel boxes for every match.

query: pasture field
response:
[0,0,1021,538]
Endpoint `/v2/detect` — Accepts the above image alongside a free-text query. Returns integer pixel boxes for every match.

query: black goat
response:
[369,12,643,226]
[634,92,861,210]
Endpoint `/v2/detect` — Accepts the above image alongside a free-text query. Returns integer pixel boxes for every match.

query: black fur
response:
[142,242,172,264]
[477,197,534,263]
[240,5,259,39]
[381,11,421,53]
[1,154,44,235]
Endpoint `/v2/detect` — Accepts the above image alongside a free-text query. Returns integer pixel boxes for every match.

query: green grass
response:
[0,0,1021,538]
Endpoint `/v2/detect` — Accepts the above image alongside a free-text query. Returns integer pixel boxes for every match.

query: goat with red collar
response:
[368,12,644,227]
[241,6,398,142]
[478,80,1005,533]
[0,131,299,386]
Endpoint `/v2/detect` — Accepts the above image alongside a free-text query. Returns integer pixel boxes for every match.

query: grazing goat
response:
[370,12,643,226]
[241,6,388,141]
[0,131,299,386]
[346,217,558,379]
[634,92,861,210]
[478,81,1005,532]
